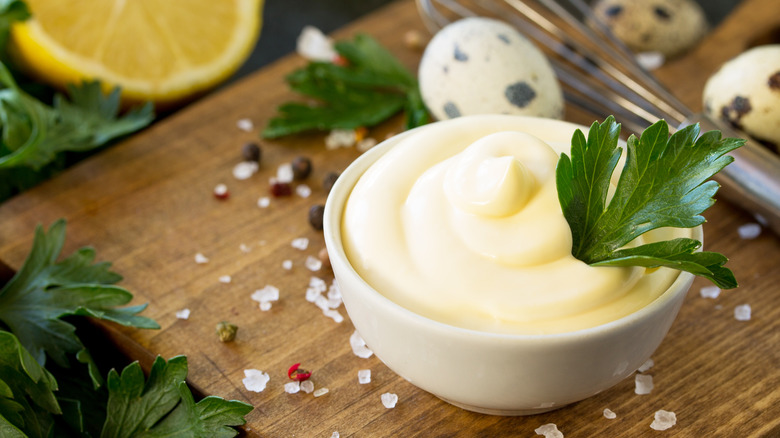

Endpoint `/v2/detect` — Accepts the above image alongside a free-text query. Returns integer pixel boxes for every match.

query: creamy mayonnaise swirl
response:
[342,115,686,334]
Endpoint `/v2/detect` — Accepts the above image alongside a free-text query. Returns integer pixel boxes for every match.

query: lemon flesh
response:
[10,0,263,106]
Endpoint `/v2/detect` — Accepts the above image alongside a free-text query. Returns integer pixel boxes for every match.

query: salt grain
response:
[300,380,315,393]
[738,223,762,239]
[306,286,322,303]
[358,369,371,384]
[240,243,251,253]
[291,237,309,250]
[276,163,294,183]
[252,285,280,303]
[259,301,272,311]
[310,276,327,292]
[194,253,209,264]
[257,196,271,208]
[325,129,357,149]
[313,387,329,397]
[305,255,322,271]
[323,308,344,323]
[381,392,398,408]
[242,369,270,392]
[637,358,654,373]
[327,281,341,300]
[233,161,259,180]
[282,260,293,270]
[213,183,229,198]
[236,118,254,132]
[284,381,301,394]
[699,286,721,299]
[534,423,563,438]
[603,408,617,419]
[331,433,340,438]
[650,410,677,431]
[296,184,312,198]
[175,308,191,320]
[296,26,337,62]
[219,275,232,284]
[356,137,378,152]
[634,374,654,395]
[734,304,752,321]
[350,330,374,358]
[635,51,665,70]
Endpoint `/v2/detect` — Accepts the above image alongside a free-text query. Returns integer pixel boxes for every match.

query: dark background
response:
[227,0,741,85]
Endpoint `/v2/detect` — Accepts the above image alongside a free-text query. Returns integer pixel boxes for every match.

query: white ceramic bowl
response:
[323,116,698,415]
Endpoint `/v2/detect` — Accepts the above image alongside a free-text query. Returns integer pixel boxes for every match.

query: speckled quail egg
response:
[418,17,563,121]
[592,0,709,58]
[703,45,780,150]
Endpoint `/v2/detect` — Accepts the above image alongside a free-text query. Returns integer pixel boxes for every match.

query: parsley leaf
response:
[102,356,253,438]
[556,116,742,288]
[0,219,160,388]
[263,33,429,138]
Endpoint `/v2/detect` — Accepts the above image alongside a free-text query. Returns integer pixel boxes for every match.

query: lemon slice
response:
[10,0,263,107]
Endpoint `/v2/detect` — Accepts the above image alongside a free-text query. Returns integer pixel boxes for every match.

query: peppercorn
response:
[318,247,331,269]
[270,181,292,197]
[216,321,238,342]
[309,204,325,231]
[291,156,312,180]
[242,142,262,163]
[322,172,339,193]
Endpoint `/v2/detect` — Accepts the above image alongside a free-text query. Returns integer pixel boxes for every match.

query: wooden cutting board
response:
[1,0,779,436]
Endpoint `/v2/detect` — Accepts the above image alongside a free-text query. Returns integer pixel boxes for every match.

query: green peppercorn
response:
[216,321,238,342]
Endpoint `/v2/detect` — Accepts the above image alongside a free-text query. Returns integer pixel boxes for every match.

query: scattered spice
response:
[603,408,617,419]
[535,423,564,438]
[734,304,752,321]
[699,286,721,299]
[322,172,339,193]
[354,126,369,143]
[634,374,654,395]
[381,392,398,409]
[325,129,357,149]
[287,363,312,381]
[233,161,259,180]
[236,118,254,132]
[404,29,426,50]
[282,260,293,270]
[350,330,374,358]
[300,380,315,394]
[270,181,292,197]
[309,204,325,230]
[738,223,762,239]
[292,156,313,180]
[218,275,232,284]
[305,255,322,272]
[194,253,209,264]
[216,321,238,342]
[242,142,262,162]
[358,369,371,384]
[213,183,229,199]
[318,247,331,269]
[650,410,677,431]
[257,196,271,208]
[313,387,329,397]
[291,237,309,250]
[175,308,191,320]
[296,184,312,198]
[637,358,654,373]
[284,381,301,394]
[242,369,270,392]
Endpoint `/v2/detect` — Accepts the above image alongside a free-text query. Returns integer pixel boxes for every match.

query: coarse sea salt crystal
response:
[650,410,677,431]
[358,369,371,384]
[175,308,191,320]
[357,137,378,152]
[259,301,272,311]
[603,408,617,419]
[300,380,315,394]
[325,129,357,149]
[291,237,309,250]
[305,255,322,271]
[635,51,665,70]
[735,304,751,321]
[306,286,321,303]
[282,260,293,270]
[738,223,762,239]
[635,374,654,395]
[700,286,721,299]
[257,196,271,208]
[327,281,342,300]
[218,275,232,284]
[296,184,312,198]
[194,253,209,264]
[251,285,280,304]
[236,118,254,132]
[331,432,340,438]
[242,369,269,392]
[214,183,228,197]
[284,381,301,394]
[534,423,563,438]
[233,161,259,180]
[276,163,294,183]
[310,276,327,292]
[323,308,344,323]
[240,243,251,253]
[296,25,337,62]
[350,330,374,358]
[381,393,398,409]
[637,358,654,373]
[313,387,329,397]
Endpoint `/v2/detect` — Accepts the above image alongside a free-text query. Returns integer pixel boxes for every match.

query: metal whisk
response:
[416,0,780,235]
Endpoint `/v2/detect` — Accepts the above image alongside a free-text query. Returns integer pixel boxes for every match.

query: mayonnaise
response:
[342,115,688,335]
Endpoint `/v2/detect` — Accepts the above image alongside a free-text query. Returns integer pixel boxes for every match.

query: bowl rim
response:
[323,116,700,342]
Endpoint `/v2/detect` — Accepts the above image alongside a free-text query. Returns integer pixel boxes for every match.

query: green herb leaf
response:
[0,330,60,438]
[263,33,428,138]
[556,116,743,288]
[0,219,160,388]
[102,356,253,438]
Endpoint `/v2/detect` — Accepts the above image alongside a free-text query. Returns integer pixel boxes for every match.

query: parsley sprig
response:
[556,116,742,288]
[0,220,252,436]
[263,33,429,138]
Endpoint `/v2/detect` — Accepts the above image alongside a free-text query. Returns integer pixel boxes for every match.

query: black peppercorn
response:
[242,142,262,163]
[309,204,325,231]
[292,156,312,180]
[322,172,339,193]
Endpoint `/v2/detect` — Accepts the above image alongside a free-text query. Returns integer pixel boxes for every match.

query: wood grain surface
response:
[1,0,779,436]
